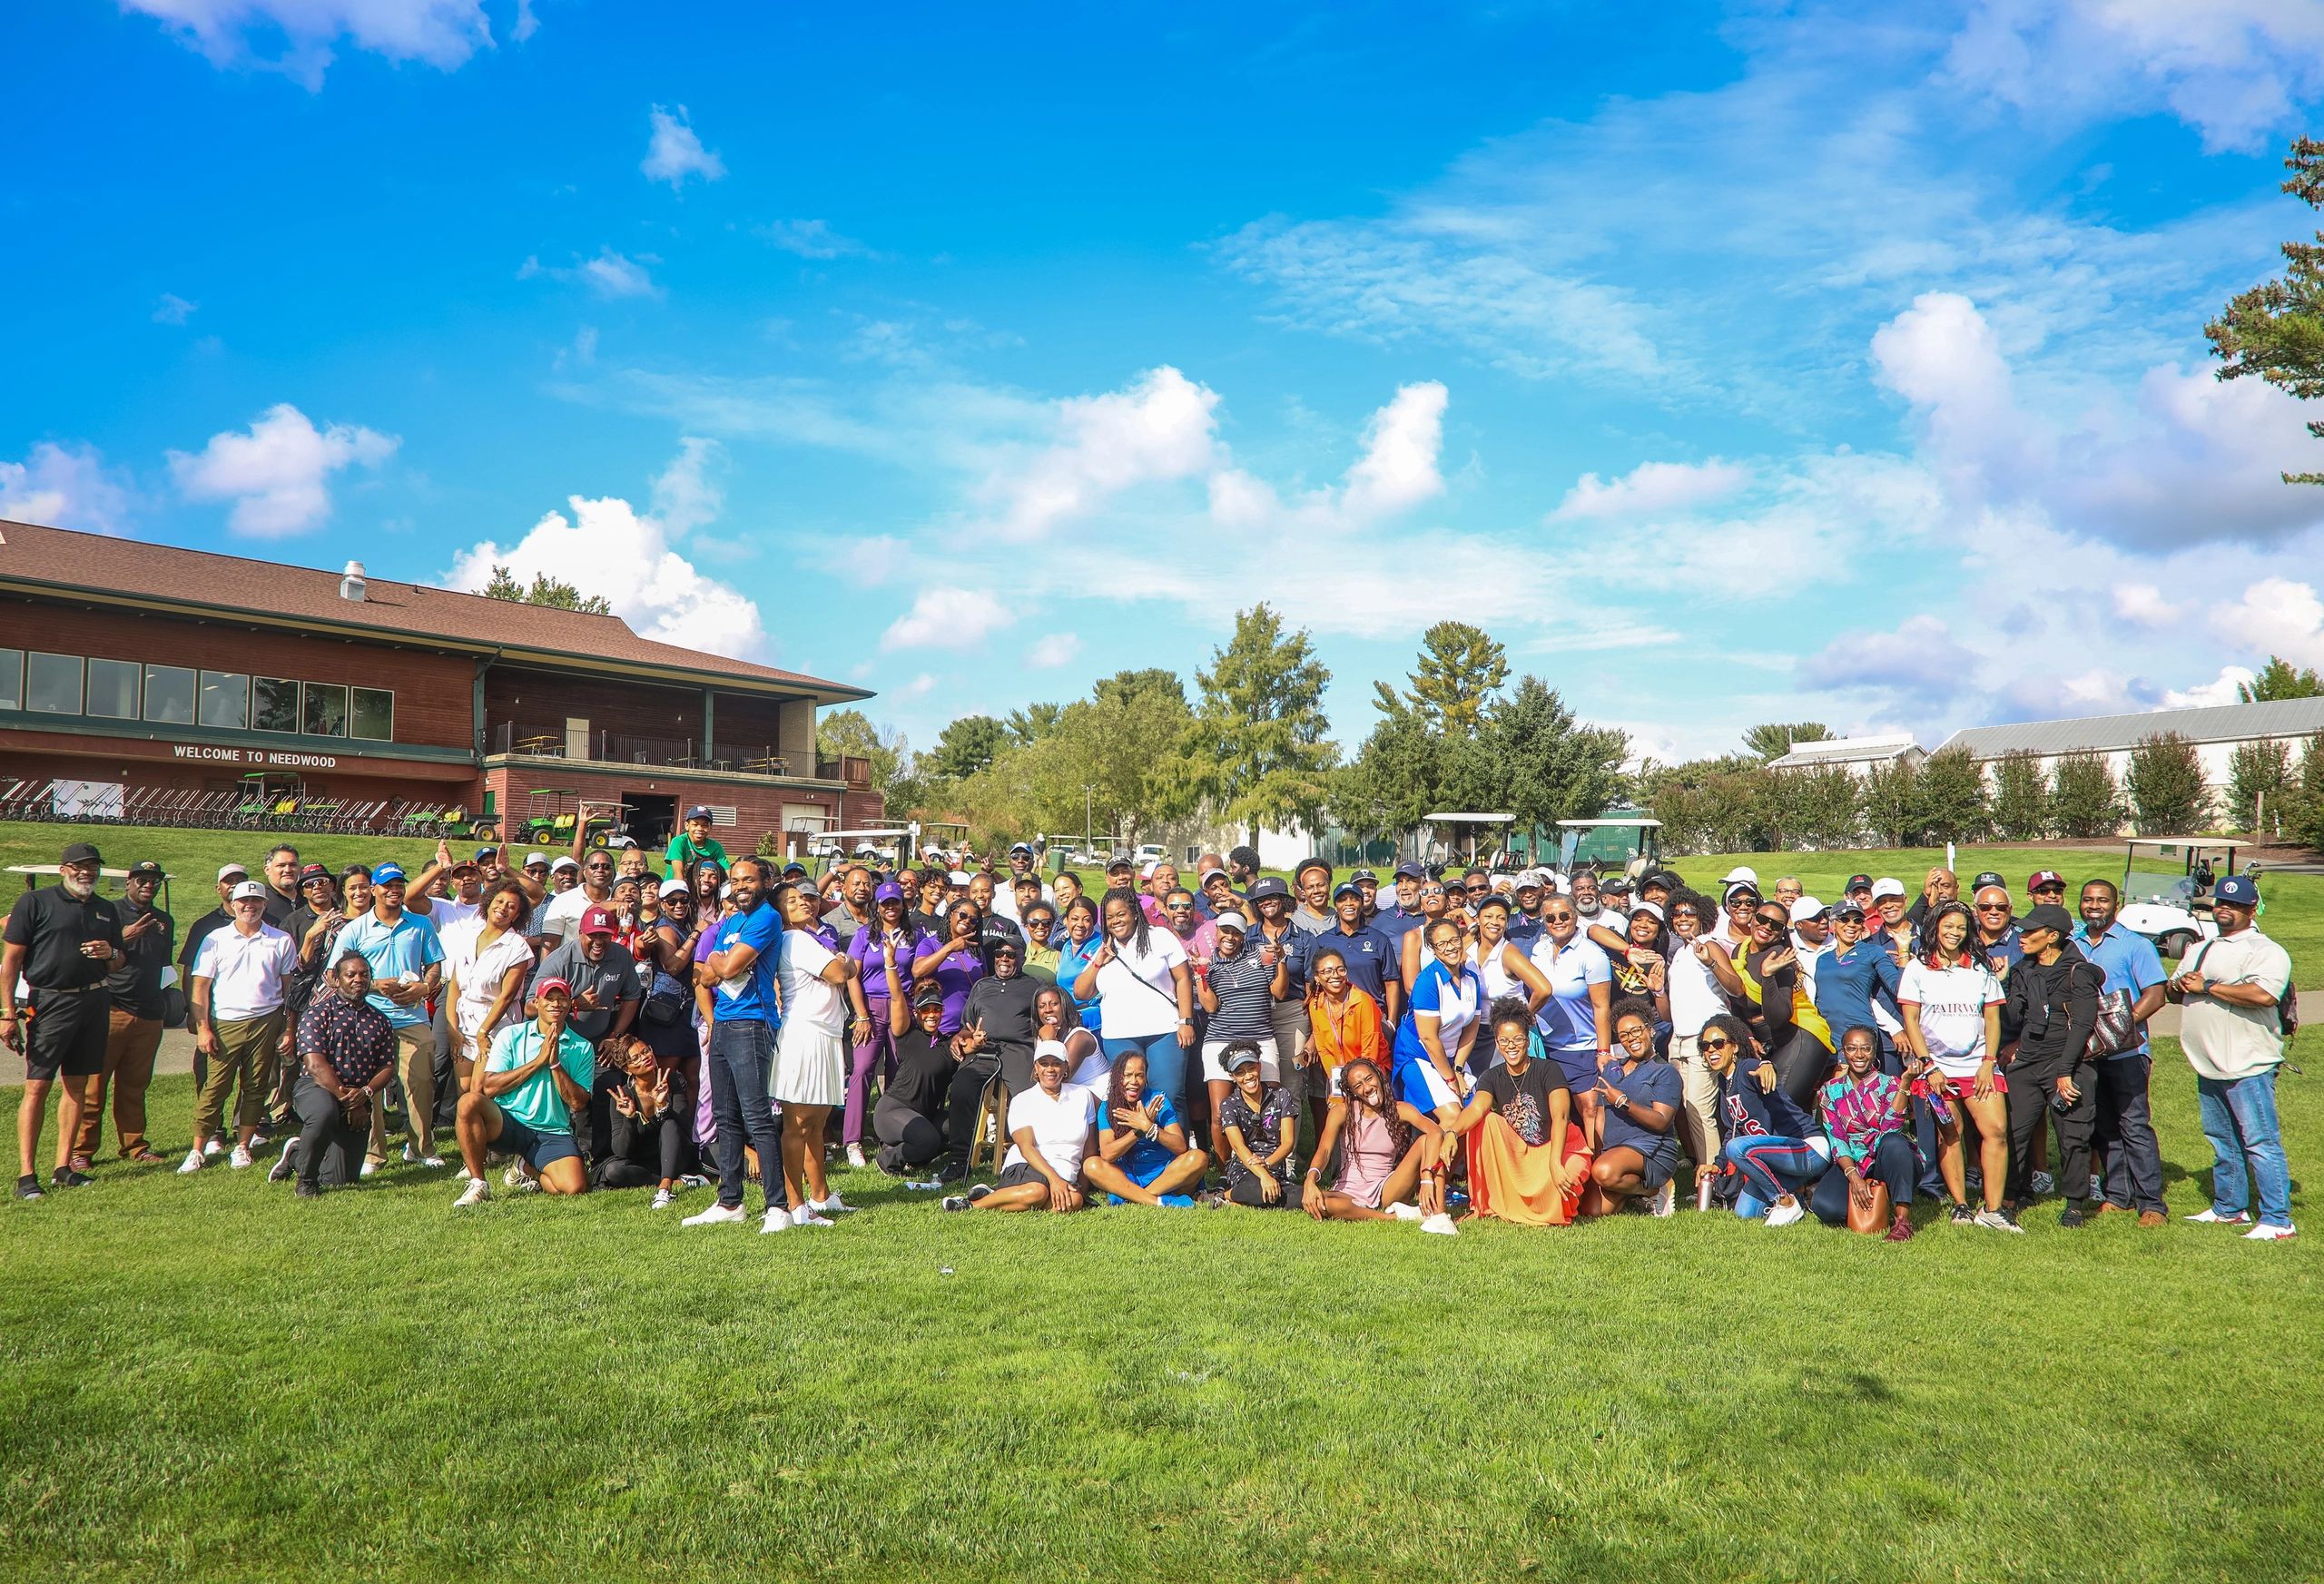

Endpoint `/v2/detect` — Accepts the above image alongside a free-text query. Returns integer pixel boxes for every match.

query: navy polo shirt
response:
[1300,921,1395,1005]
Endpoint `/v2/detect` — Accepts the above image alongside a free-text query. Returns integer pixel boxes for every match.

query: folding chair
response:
[964,1067,1012,1176]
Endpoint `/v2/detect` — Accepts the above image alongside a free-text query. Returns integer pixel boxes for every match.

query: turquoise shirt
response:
[329,910,445,1028]
[485,1021,596,1136]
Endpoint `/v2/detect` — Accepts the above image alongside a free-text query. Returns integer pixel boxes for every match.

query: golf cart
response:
[509,789,626,850]
[1420,812,1517,872]
[2119,838,2253,961]
[1555,816,1663,882]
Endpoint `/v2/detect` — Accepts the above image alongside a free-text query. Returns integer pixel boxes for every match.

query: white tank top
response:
[1470,939,1523,1004]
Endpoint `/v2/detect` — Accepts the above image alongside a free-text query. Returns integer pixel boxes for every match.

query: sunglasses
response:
[1754,914,1787,930]
[1463,882,1490,894]
[1420,887,1447,899]
[1543,911,1576,923]
[1974,902,2011,913]
[1699,1036,1734,1051]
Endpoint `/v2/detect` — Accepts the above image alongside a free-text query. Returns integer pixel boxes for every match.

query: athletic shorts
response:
[1394,1058,1462,1115]
[24,989,107,1081]
[997,1160,1073,1193]
[493,1113,581,1172]
[1937,1070,2007,1100]
[1634,1151,1676,1192]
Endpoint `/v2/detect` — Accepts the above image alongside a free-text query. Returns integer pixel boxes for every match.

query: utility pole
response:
[1084,783,1095,851]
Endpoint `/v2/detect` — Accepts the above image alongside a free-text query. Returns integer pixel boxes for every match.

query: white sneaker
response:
[202,1136,224,1158]
[268,1139,300,1182]
[1418,1212,1460,1236]
[2242,1223,2298,1241]
[809,1193,853,1215]
[651,1188,675,1210]
[359,1159,378,1179]
[405,1145,447,1168]
[2184,1208,2251,1225]
[681,1202,748,1226]
[677,1173,710,1188]
[228,1144,254,1170]
[454,1177,490,1207]
[2030,1170,2054,1195]
[177,1147,204,1175]
[1764,1198,1807,1227]
[845,1144,867,1170]
[1974,1209,2024,1235]
[1650,1179,1676,1218]
[509,1174,540,1195]
[760,1207,792,1234]
[1385,1202,1424,1222]
[503,1164,529,1189]
[940,1195,973,1212]
[792,1204,834,1228]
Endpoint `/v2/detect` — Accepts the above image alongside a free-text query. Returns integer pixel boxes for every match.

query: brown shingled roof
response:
[0,517,868,702]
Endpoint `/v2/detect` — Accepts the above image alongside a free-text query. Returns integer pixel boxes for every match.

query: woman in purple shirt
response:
[911,900,987,1036]
[840,881,931,1167]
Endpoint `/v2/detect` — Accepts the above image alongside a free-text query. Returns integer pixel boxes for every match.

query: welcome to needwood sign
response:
[172,745,340,769]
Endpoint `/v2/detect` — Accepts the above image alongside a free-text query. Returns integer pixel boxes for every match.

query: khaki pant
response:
[192,1010,287,1146]
[1668,1032,1719,1171]
[70,1009,165,1160]
[368,1022,438,1165]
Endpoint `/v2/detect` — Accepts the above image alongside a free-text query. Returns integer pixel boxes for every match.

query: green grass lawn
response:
[4,1041,2317,1581]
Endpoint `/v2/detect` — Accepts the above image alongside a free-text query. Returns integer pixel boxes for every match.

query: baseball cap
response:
[474,845,499,861]
[874,880,905,904]
[372,861,408,885]
[2027,870,2065,894]
[1788,896,1827,923]
[783,861,809,877]
[1601,874,1633,893]
[525,851,549,868]
[61,841,103,866]
[657,878,689,899]
[1213,911,1250,933]
[126,860,165,881]
[1971,871,2006,892]
[1723,865,1758,886]
[217,862,249,881]
[2017,902,2076,938]
[1138,859,1160,880]
[579,906,617,936]
[1222,1042,1263,1073]
[1332,881,1362,900]
[1198,866,1229,885]
[1869,877,1905,900]
[448,857,480,874]
[1831,900,1866,920]
[1516,870,1546,892]
[550,855,579,873]
[230,880,266,902]
[1032,1038,1069,1067]
[535,976,573,998]
[1723,880,1760,902]
[1393,861,1427,881]
[1009,841,1034,856]
[1351,868,1378,884]
[911,980,946,1009]
[299,862,332,885]
[1107,851,1135,870]
[1246,875,1290,901]
[684,805,713,822]
[1844,872,1873,894]
[985,931,1021,956]
[2214,875,2260,907]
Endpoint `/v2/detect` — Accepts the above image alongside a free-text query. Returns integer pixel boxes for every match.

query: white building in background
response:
[1767,733,1925,777]
[1935,696,2324,813]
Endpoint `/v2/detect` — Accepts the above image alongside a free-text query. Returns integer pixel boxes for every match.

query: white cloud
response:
[167,403,396,536]
[2212,576,2324,670]
[648,436,724,534]
[122,0,495,88]
[1945,0,2324,152]
[0,442,134,536]
[1341,381,1448,520]
[1028,632,1082,669]
[757,219,872,260]
[2161,666,2256,709]
[511,0,537,42]
[153,292,198,325]
[882,588,1014,649]
[895,673,937,699]
[524,249,662,300]
[1551,457,1752,521]
[980,367,1220,542]
[2112,582,2180,625]
[1798,614,1983,717]
[642,105,725,188]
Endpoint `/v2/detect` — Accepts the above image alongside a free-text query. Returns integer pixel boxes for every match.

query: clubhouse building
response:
[0,518,882,851]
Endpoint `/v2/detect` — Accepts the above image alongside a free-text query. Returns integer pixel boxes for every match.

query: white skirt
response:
[771,1022,846,1107]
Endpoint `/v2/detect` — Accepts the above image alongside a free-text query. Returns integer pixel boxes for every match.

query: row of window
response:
[0,649,394,742]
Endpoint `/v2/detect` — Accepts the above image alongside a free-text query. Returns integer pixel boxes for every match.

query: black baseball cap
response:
[1351,868,1378,884]
[60,841,103,865]
[1246,876,1291,901]
[125,860,165,880]
[1845,873,1874,894]
[2018,902,2076,939]
[1393,861,1426,881]
[1332,881,1362,900]
[1971,871,2006,892]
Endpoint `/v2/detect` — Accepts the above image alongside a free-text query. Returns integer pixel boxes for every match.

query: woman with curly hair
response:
[1435,998,1590,1229]
[1700,1009,1829,1226]
[1082,1048,1207,1206]
[1302,1056,1440,1222]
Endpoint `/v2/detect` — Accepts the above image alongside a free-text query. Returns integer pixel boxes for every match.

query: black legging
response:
[944,1055,1004,1164]
[1809,1131,1915,1225]
[593,1101,689,1189]
[872,1095,947,1174]
[2004,1065,2095,1205]
[1227,1175,1304,1209]
[290,1073,367,1192]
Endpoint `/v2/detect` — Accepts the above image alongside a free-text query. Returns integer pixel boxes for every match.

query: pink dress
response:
[1333,1104,1398,1208]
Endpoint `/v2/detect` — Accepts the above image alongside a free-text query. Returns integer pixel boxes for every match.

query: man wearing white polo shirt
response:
[2169,875,2297,1240]
[182,881,297,1173]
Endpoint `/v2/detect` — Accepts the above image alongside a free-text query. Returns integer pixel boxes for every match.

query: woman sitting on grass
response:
[1302,1056,1439,1223]
[1434,999,1590,1230]
[1217,1042,1304,1209]
[940,1039,1095,1215]
[1585,998,1681,1216]
[595,1036,694,1206]
[1083,1049,1207,1206]
[1811,1024,1920,1241]
[1699,1011,1830,1227]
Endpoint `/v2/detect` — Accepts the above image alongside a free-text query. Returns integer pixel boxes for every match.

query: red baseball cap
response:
[535,977,573,998]
[2026,870,2064,895]
[579,906,618,936]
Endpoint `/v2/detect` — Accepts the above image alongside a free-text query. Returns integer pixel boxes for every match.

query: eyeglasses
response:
[1974,903,2011,913]
[1420,887,1447,899]
[1463,882,1490,895]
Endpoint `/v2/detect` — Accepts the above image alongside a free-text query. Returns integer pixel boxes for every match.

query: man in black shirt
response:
[961,935,1044,1091]
[70,859,173,1166]
[259,844,302,930]
[2,841,125,1198]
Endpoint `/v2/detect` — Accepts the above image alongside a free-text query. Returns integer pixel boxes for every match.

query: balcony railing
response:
[488,722,832,779]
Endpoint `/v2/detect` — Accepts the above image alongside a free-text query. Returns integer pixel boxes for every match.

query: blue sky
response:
[7,1,2324,765]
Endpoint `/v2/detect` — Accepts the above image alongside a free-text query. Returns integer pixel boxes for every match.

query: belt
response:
[26,984,103,996]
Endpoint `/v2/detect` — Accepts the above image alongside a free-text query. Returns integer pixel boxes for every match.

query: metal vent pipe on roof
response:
[340,560,367,602]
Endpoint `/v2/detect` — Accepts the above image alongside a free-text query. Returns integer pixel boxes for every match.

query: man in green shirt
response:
[452,979,595,1205]
[665,806,731,877]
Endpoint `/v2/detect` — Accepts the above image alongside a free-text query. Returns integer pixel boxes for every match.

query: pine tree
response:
[1399,622,1509,735]
[2225,738,2296,835]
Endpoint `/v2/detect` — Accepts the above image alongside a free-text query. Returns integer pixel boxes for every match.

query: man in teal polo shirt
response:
[328,861,446,1172]
[452,979,595,1205]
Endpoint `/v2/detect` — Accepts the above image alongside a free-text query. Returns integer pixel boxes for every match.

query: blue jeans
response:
[1722,1135,1831,1207]
[2196,1070,2293,1227]
[1102,1031,1189,1114]
[708,1018,782,1211]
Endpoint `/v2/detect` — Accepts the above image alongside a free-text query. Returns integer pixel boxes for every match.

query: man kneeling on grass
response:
[941,1038,1095,1213]
[453,979,594,1205]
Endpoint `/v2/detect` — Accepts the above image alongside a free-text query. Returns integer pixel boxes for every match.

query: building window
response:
[252,676,299,733]
[87,658,141,720]
[25,653,82,714]
[199,671,249,731]
[0,648,19,711]
[143,664,196,725]
[350,686,393,742]
[301,683,348,737]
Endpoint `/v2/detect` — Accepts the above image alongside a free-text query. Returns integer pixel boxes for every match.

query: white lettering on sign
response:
[170,745,340,769]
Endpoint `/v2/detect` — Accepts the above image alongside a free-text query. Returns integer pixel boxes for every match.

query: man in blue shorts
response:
[451,978,595,1205]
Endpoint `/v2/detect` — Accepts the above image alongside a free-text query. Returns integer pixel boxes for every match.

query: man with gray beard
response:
[1,841,125,1199]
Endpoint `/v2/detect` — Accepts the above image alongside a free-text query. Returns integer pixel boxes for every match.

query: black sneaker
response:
[966,1182,993,1204]
[14,1175,43,1201]
[293,1181,320,1199]
[2059,1202,2086,1229]
[939,1195,972,1212]
[935,1157,970,1184]
[1948,1202,1974,1225]
[49,1167,94,1189]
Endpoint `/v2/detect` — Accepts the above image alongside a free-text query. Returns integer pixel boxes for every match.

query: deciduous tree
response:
[2125,733,2211,835]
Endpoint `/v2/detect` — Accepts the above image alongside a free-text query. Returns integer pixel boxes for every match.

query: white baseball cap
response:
[217,862,248,881]
[1723,865,1758,885]
[1788,896,1827,923]
[1032,1038,1069,1067]
[525,851,549,867]
[550,855,580,872]
[229,880,265,902]
[658,878,689,899]
[1870,877,1906,900]
[1213,911,1250,932]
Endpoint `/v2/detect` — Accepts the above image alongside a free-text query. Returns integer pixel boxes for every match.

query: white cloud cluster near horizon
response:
[441,438,766,660]
[0,442,135,537]
[121,0,502,88]
[642,105,725,188]
[167,402,396,536]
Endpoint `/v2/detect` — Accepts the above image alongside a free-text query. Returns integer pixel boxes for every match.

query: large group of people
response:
[2,821,2299,1244]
